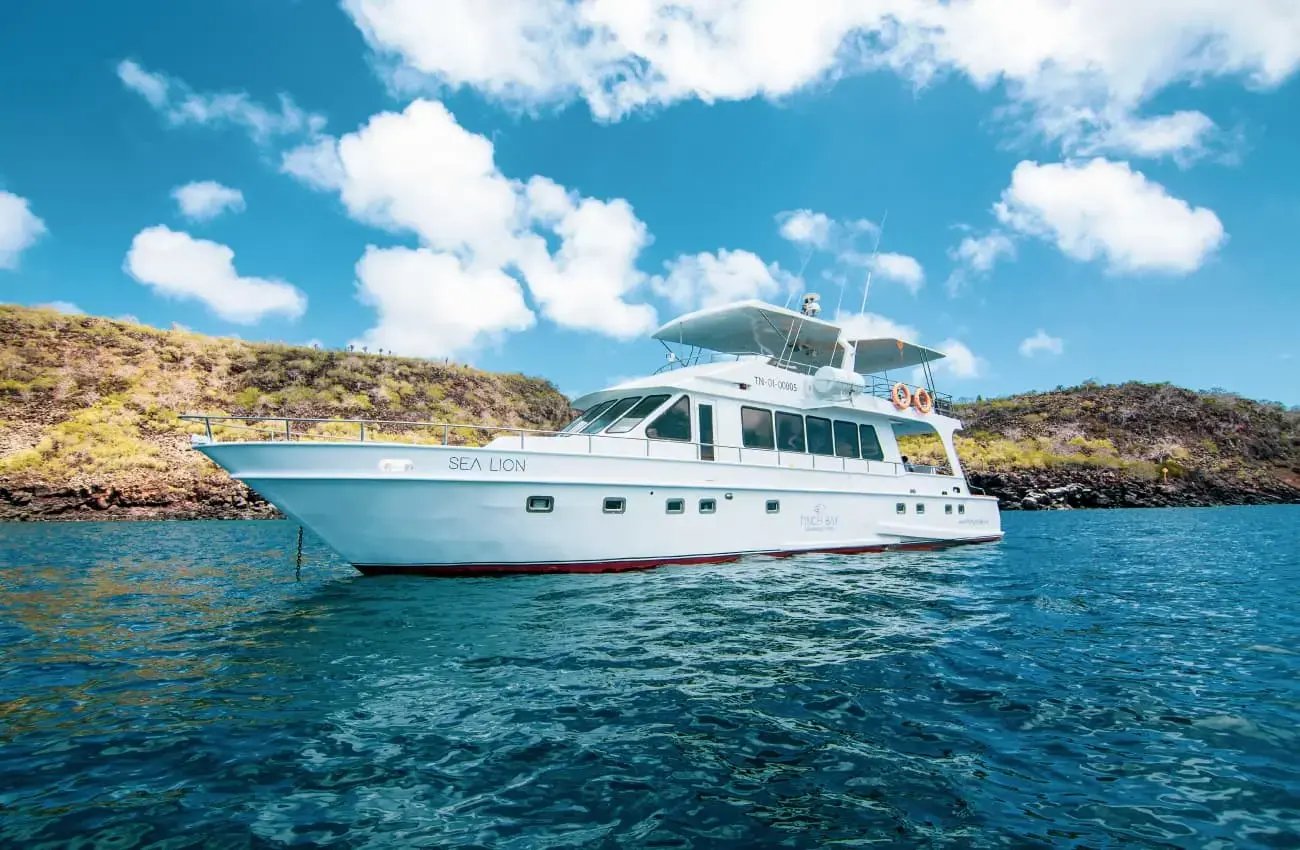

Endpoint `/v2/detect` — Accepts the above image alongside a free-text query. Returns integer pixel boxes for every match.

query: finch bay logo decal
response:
[801,504,839,532]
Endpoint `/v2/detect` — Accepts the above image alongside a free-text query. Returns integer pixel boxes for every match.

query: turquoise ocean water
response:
[1,507,1298,847]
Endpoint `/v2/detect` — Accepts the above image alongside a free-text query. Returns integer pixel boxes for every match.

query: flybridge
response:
[650,298,953,415]
[651,298,948,377]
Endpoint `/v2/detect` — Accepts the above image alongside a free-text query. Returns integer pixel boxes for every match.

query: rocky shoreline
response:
[4,468,1296,522]
[968,469,1300,511]
[0,482,281,522]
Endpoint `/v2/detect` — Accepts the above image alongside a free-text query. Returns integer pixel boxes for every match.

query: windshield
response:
[581,397,642,433]
[605,394,670,434]
[560,399,616,433]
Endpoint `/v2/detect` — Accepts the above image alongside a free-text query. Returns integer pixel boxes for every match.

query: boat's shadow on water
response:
[3,513,1298,848]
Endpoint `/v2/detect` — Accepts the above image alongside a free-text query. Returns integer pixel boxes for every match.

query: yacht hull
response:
[198,442,1003,576]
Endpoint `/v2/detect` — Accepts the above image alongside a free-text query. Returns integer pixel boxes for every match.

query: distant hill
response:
[902,383,1300,509]
[0,306,571,519]
[1,304,1296,518]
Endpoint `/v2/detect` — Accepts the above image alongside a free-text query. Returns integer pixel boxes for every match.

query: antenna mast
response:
[857,210,888,315]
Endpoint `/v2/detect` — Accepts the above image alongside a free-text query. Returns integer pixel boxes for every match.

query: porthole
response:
[945,504,953,515]
[958,505,966,515]
[765,500,780,514]
[896,503,906,514]
[603,497,626,514]
[526,496,553,513]
[916,503,925,515]
[666,498,685,514]
[699,498,717,514]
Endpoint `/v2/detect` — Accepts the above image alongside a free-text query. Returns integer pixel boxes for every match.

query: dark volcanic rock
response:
[968,468,1300,511]
[0,481,281,522]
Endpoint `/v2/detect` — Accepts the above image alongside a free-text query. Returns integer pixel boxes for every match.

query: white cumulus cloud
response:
[35,301,84,315]
[172,181,246,222]
[994,158,1226,274]
[945,230,1016,295]
[652,249,793,311]
[867,252,924,294]
[116,59,325,145]
[341,0,1300,159]
[777,209,834,250]
[0,190,48,270]
[1078,111,1223,166]
[932,339,984,379]
[952,232,1016,274]
[516,178,658,337]
[1019,329,1064,358]
[351,245,534,358]
[124,225,307,323]
[282,98,660,351]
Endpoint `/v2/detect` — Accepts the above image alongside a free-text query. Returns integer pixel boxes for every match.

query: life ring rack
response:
[891,382,911,410]
[913,387,934,415]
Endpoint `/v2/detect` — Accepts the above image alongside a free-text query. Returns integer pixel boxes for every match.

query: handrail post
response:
[360,422,366,442]
[205,418,213,441]
[285,419,291,441]
[443,424,449,446]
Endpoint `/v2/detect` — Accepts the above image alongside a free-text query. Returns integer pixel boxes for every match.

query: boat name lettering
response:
[800,503,839,532]
[754,376,801,392]
[448,456,527,473]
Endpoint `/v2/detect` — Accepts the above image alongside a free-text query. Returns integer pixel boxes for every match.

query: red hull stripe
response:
[353,535,1003,577]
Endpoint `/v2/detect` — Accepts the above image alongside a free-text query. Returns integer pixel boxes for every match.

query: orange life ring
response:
[913,387,933,414]
[891,383,911,410]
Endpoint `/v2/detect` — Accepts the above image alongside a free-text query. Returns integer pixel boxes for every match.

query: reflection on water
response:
[1,509,1298,848]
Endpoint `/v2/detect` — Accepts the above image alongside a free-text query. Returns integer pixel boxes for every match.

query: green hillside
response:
[0,305,572,519]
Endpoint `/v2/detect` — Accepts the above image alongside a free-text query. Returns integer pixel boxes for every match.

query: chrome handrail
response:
[179,413,974,481]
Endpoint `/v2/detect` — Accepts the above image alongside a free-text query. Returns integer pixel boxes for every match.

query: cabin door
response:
[698,403,715,461]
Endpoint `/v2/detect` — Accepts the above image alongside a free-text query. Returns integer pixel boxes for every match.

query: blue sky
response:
[1,0,1298,404]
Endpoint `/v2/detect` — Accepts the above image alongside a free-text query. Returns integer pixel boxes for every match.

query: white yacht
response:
[188,297,1002,575]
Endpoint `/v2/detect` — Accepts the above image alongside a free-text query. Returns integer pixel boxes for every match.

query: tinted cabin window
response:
[561,399,615,433]
[859,424,885,461]
[606,394,670,434]
[646,395,691,441]
[806,416,834,456]
[833,420,859,458]
[740,407,775,450]
[666,498,685,514]
[775,411,805,452]
[582,397,640,433]
[698,403,715,461]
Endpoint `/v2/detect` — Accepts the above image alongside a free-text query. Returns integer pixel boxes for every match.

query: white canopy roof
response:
[651,299,946,375]
[652,300,842,371]
[852,337,948,374]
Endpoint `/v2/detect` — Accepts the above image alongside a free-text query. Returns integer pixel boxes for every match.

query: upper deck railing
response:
[180,414,963,480]
[653,353,954,415]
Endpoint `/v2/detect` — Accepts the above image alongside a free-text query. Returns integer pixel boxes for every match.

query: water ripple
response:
[1,507,1298,847]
